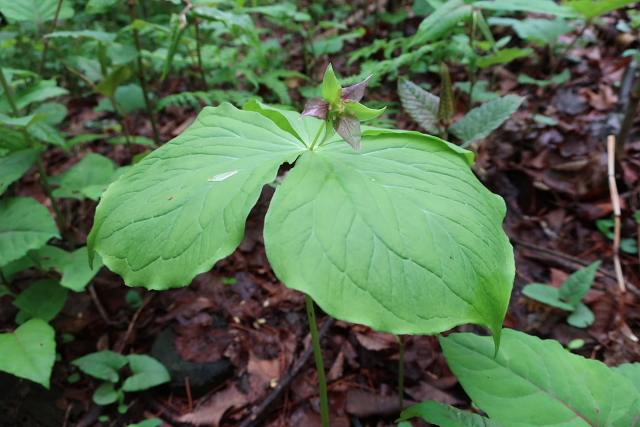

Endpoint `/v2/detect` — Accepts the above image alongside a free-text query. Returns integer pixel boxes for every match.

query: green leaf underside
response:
[265,134,513,337]
[398,78,440,133]
[441,329,640,427]
[0,318,56,388]
[90,103,513,339]
[399,401,506,427]
[450,95,524,145]
[88,104,305,288]
[0,197,60,266]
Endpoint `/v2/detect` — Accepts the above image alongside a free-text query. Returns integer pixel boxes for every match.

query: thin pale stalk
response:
[309,121,327,150]
[305,294,330,427]
[128,0,161,145]
[38,0,65,75]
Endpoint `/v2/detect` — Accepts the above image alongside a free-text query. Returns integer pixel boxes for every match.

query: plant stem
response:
[305,294,330,427]
[127,0,161,146]
[194,21,208,91]
[0,67,19,115]
[396,334,406,411]
[309,121,327,150]
[38,0,65,75]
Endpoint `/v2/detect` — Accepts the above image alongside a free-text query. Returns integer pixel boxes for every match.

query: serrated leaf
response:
[398,78,440,133]
[450,95,524,146]
[559,261,600,307]
[0,0,75,23]
[88,103,306,288]
[565,0,637,20]
[399,401,507,427]
[522,283,575,311]
[566,302,595,328]
[73,350,128,383]
[0,318,56,388]
[13,279,68,323]
[441,329,640,427]
[265,131,514,340]
[474,0,578,17]
[122,355,170,391]
[412,0,473,46]
[0,149,40,196]
[0,197,60,266]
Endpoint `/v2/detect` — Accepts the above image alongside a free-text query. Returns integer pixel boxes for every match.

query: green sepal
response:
[347,102,386,121]
[321,64,342,103]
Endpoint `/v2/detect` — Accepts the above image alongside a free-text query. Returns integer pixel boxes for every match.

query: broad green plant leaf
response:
[97,66,132,98]
[0,149,40,196]
[33,102,68,126]
[0,0,74,23]
[566,302,595,328]
[495,18,573,45]
[122,355,171,391]
[85,0,124,14]
[89,103,513,343]
[95,84,146,114]
[265,133,513,339]
[0,318,56,388]
[127,419,163,427]
[559,261,600,306]
[28,122,66,148]
[93,382,121,405]
[441,329,640,427]
[89,103,306,287]
[73,350,128,382]
[450,95,524,146]
[518,70,571,86]
[564,0,638,20]
[398,78,440,133]
[399,401,506,427]
[412,0,473,46]
[476,48,533,68]
[0,79,69,113]
[35,246,104,292]
[474,0,578,17]
[51,153,118,200]
[0,197,60,266]
[522,283,575,311]
[13,279,68,323]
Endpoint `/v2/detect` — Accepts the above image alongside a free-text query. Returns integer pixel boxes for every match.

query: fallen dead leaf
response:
[178,385,247,426]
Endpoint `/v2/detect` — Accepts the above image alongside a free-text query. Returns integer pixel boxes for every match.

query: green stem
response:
[128,0,161,146]
[38,0,64,75]
[309,121,327,151]
[194,21,208,91]
[396,334,406,412]
[305,294,330,427]
[0,67,20,115]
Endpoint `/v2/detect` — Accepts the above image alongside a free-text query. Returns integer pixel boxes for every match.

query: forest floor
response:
[2,4,640,427]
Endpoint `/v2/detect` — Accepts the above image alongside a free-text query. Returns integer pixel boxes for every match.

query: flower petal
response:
[300,97,330,120]
[334,113,362,152]
[341,75,373,102]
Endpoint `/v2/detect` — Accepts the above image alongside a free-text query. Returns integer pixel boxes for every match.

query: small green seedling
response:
[72,350,170,414]
[522,261,601,328]
[596,217,638,254]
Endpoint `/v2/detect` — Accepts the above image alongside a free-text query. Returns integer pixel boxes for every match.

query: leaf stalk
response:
[305,294,330,427]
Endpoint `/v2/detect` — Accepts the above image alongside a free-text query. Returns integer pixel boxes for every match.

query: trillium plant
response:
[89,64,514,426]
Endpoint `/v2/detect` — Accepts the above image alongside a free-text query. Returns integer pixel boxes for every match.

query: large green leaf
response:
[13,279,68,323]
[85,0,124,14]
[0,0,74,23]
[399,401,506,427]
[474,0,578,17]
[0,318,56,388]
[36,246,104,291]
[89,103,306,288]
[0,197,60,267]
[0,149,40,196]
[450,95,524,146]
[45,30,117,44]
[441,329,640,427]
[264,131,513,339]
[398,78,440,133]
[51,153,117,200]
[412,0,473,46]
[564,0,637,20]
